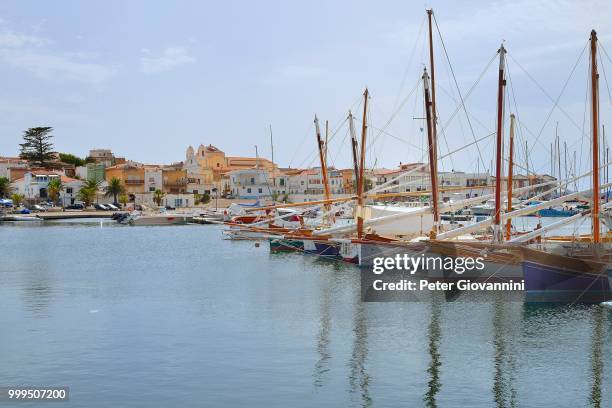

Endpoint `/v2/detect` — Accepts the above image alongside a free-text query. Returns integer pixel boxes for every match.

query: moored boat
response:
[518,246,611,303]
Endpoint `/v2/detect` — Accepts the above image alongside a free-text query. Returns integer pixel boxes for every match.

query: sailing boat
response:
[426,41,527,279]
[517,30,611,302]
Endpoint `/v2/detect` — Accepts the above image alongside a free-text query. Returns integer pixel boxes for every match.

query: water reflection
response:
[21,272,53,317]
[424,297,442,408]
[348,301,372,408]
[313,279,332,387]
[588,306,604,408]
[492,297,518,408]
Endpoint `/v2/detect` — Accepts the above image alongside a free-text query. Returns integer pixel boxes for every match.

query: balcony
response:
[125,179,144,185]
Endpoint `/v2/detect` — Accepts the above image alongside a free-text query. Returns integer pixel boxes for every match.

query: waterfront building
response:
[11,171,84,205]
[162,165,188,194]
[105,162,145,200]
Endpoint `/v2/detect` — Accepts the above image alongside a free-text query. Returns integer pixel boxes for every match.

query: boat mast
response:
[505,114,515,240]
[590,30,601,243]
[423,68,440,236]
[427,9,438,148]
[315,116,332,225]
[493,44,507,243]
[269,124,275,202]
[348,111,360,193]
[357,89,369,239]
[269,125,275,184]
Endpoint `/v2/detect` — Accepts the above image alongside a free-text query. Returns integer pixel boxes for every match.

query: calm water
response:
[1,220,611,407]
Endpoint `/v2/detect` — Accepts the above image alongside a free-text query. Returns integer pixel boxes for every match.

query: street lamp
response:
[212,187,218,211]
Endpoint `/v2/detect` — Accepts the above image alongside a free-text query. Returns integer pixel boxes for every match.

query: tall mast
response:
[505,114,515,240]
[525,140,530,190]
[556,123,561,197]
[255,145,259,170]
[564,140,568,192]
[427,9,438,151]
[423,68,439,235]
[357,89,369,239]
[315,116,332,224]
[493,44,507,243]
[269,125,275,187]
[590,30,601,243]
[348,111,360,194]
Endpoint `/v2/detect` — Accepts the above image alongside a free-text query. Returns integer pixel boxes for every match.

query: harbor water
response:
[1,219,610,407]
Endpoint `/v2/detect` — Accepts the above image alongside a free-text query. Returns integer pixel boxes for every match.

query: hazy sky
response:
[0,0,611,180]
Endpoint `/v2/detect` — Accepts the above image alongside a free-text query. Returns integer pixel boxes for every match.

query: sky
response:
[0,0,611,183]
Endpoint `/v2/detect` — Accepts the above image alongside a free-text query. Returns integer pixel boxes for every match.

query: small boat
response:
[124,213,192,226]
[0,215,42,222]
[537,206,578,217]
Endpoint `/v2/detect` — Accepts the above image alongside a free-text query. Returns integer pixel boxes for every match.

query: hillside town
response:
[0,141,557,209]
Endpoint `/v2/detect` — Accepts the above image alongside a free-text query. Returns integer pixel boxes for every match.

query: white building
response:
[144,166,163,193]
[12,171,84,205]
[228,169,274,199]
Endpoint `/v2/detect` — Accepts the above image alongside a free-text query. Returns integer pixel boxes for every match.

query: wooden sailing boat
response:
[426,42,526,279]
[517,30,611,302]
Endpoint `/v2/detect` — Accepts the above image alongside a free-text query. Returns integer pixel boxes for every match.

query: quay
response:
[0,211,123,221]
[37,211,122,220]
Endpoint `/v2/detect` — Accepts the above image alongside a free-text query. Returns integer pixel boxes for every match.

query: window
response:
[247,188,252,193]
[280,179,285,186]
[250,177,255,185]
[216,163,220,167]
[66,188,73,194]
[258,188,262,194]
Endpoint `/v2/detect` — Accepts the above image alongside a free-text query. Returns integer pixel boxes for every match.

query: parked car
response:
[32,204,47,212]
[165,205,176,210]
[66,203,85,210]
[106,203,120,211]
[94,203,110,211]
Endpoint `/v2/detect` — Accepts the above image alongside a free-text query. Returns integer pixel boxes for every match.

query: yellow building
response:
[162,165,188,194]
[105,162,145,197]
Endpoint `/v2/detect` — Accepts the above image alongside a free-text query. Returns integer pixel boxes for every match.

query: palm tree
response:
[0,177,12,198]
[153,189,165,207]
[77,186,96,207]
[47,177,63,204]
[77,179,101,207]
[104,177,125,204]
[10,193,25,207]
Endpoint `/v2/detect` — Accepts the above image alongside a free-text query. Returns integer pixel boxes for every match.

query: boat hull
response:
[302,239,341,259]
[269,238,304,252]
[520,247,611,303]
[129,215,191,226]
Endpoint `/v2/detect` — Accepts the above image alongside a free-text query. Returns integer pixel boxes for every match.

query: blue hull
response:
[303,240,342,259]
[523,261,611,303]
[537,209,578,217]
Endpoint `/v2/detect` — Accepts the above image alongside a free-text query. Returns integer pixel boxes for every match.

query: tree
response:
[77,179,101,207]
[47,177,63,204]
[0,177,11,198]
[119,194,128,208]
[58,153,86,167]
[200,192,211,204]
[19,127,56,166]
[77,187,96,207]
[153,189,165,206]
[352,178,373,192]
[104,177,125,204]
[10,193,25,207]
